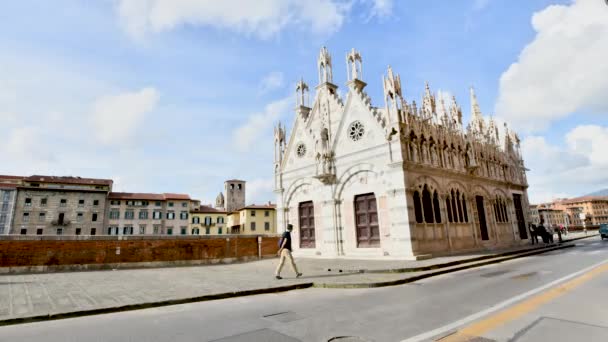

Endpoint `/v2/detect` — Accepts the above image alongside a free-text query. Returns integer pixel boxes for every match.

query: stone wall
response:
[0,235,280,274]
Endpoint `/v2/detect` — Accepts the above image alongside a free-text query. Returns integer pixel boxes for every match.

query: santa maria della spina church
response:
[274,47,530,260]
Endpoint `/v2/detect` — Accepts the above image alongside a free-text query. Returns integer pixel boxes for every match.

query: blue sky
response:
[1,0,607,205]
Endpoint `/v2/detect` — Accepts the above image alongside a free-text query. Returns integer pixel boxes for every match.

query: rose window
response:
[296,143,306,157]
[348,121,365,141]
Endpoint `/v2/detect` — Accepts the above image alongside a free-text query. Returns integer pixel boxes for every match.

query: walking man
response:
[275,224,302,280]
[529,223,538,245]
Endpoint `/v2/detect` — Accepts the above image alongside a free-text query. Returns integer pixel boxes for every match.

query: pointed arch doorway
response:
[476,195,490,241]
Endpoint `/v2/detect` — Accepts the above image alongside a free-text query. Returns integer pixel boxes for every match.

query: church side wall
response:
[406,168,530,256]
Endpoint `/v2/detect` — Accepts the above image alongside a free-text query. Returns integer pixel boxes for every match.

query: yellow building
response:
[190,205,227,235]
[227,204,276,235]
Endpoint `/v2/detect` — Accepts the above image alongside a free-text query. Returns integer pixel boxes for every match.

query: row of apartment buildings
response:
[0,175,276,236]
[529,196,608,228]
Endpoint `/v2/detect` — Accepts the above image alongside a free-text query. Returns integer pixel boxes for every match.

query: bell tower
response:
[225,180,246,212]
[215,192,225,210]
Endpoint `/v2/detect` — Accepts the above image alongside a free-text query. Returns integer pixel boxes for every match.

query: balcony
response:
[51,219,71,226]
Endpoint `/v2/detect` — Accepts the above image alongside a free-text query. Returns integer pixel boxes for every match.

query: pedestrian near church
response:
[275,224,302,280]
[529,223,538,245]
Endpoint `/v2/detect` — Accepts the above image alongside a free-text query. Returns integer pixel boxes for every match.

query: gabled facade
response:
[274,47,530,259]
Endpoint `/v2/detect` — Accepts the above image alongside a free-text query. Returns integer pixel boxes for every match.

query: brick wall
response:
[0,235,280,272]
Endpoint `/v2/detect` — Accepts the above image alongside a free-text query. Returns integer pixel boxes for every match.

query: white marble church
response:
[273,47,530,259]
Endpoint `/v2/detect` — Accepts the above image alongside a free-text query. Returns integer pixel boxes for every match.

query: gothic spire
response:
[450,95,463,129]
[295,78,309,107]
[422,82,436,120]
[470,86,484,134]
[438,93,449,127]
[318,46,333,84]
[346,48,363,81]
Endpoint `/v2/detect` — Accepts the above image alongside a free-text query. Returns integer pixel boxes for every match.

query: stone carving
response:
[348,121,365,141]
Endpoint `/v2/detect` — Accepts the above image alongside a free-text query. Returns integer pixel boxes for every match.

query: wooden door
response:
[299,201,315,248]
[355,193,380,248]
[512,194,528,239]
[476,196,490,241]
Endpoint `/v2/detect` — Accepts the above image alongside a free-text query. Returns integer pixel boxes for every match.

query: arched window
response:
[456,190,464,222]
[494,198,509,223]
[433,191,441,223]
[451,190,458,222]
[217,216,224,224]
[446,197,453,222]
[422,185,434,223]
[413,191,423,223]
[447,189,469,223]
[499,201,504,222]
[204,216,212,225]
[462,194,469,222]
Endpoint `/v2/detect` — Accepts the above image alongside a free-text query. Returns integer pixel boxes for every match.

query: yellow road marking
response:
[438,263,608,341]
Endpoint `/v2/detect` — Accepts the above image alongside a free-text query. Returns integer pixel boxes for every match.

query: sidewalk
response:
[0,232,596,325]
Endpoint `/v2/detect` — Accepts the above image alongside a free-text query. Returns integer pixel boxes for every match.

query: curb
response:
[561,233,598,243]
[360,245,558,274]
[0,282,313,327]
[358,233,599,274]
[313,243,576,289]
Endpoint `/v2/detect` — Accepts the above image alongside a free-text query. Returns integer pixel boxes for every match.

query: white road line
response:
[587,250,602,255]
[400,258,608,342]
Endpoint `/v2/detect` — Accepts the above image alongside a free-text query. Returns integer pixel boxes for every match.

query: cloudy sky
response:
[1,0,607,205]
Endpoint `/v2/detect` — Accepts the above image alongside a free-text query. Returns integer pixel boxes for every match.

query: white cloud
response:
[233,97,291,152]
[566,125,608,167]
[0,112,17,126]
[363,0,393,19]
[91,87,159,145]
[3,126,44,158]
[247,178,275,204]
[495,0,608,132]
[258,71,285,95]
[116,0,351,40]
[522,125,608,203]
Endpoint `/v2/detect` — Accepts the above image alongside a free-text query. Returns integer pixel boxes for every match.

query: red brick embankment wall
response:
[0,235,280,274]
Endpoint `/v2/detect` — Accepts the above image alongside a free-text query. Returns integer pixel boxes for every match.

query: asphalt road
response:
[1,237,607,342]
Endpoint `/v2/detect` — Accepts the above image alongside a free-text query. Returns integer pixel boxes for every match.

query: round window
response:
[296,143,306,157]
[348,121,365,141]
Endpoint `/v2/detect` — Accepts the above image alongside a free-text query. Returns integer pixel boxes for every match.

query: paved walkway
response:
[0,232,596,323]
